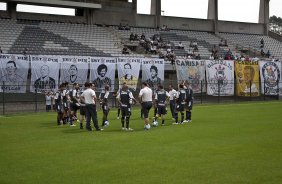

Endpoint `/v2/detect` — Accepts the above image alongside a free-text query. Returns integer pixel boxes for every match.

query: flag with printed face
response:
[117,57,141,91]
[142,58,164,91]
[90,57,116,92]
[259,60,281,95]
[206,60,234,96]
[60,56,89,85]
[235,60,260,97]
[175,59,206,93]
[0,54,29,93]
[30,55,60,93]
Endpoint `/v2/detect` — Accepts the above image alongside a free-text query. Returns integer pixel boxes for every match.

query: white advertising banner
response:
[0,54,29,93]
[117,57,142,91]
[259,60,281,95]
[90,57,116,91]
[30,55,60,93]
[60,56,89,85]
[142,58,164,91]
[206,60,234,96]
[175,59,206,93]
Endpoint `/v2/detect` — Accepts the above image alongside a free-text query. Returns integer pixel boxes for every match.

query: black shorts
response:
[141,101,153,118]
[70,102,80,111]
[80,105,86,116]
[185,101,193,111]
[157,105,166,115]
[63,102,69,111]
[46,105,51,111]
[121,105,131,117]
[57,104,64,113]
[176,103,185,112]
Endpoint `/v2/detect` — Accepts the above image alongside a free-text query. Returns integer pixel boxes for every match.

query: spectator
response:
[178,42,184,49]
[260,38,264,48]
[45,91,52,112]
[129,33,135,41]
[23,48,27,55]
[122,47,130,54]
[134,33,138,41]
[195,54,201,60]
[0,47,2,53]
[261,49,265,57]
[266,50,271,58]
[141,33,146,40]
[125,24,130,31]
[209,54,214,60]
[219,39,224,46]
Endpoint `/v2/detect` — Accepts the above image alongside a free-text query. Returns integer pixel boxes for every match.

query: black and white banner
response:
[90,57,116,91]
[206,60,234,96]
[0,54,29,93]
[117,57,141,91]
[259,60,281,95]
[60,56,89,85]
[30,55,60,93]
[142,58,164,91]
[175,59,206,93]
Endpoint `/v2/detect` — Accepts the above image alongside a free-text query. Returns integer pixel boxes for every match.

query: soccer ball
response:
[104,121,109,127]
[152,121,158,127]
[144,124,151,130]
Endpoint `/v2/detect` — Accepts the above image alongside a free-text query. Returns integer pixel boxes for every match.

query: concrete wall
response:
[161,16,214,32]
[135,14,155,28]
[218,21,265,34]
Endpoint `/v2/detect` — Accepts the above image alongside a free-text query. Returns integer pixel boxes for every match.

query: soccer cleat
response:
[70,124,76,127]
[183,120,189,123]
[121,127,126,131]
[86,127,93,131]
[172,122,179,125]
[96,128,104,131]
[126,128,133,131]
[117,116,120,119]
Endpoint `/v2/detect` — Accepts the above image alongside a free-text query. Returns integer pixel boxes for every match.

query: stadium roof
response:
[2,0,102,9]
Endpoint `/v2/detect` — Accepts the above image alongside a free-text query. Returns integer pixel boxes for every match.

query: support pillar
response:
[259,0,270,35]
[151,0,161,28]
[7,2,17,19]
[207,0,218,34]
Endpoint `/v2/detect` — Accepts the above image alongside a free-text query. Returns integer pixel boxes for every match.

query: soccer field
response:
[0,101,282,184]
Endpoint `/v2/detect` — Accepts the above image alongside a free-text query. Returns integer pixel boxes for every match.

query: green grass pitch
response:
[0,101,282,184]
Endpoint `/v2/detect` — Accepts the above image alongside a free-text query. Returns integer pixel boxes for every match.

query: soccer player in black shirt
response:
[116,83,136,131]
[99,85,110,127]
[153,85,170,126]
[174,84,186,124]
[184,81,193,123]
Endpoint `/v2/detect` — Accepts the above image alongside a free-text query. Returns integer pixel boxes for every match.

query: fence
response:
[0,80,281,115]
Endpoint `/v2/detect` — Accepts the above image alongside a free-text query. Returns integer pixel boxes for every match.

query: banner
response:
[259,60,281,95]
[206,60,234,96]
[90,57,116,92]
[175,59,206,93]
[0,54,29,93]
[60,56,89,85]
[117,57,141,91]
[142,58,164,91]
[30,55,60,93]
[235,60,260,97]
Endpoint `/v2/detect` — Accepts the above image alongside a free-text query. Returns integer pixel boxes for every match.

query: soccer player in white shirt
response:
[139,82,153,130]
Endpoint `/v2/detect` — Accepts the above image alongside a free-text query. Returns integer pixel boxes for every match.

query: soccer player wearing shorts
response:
[184,81,193,123]
[99,85,110,127]
[54,84,65,125]
[69,83,80,127]
[139,82,153,130]
[116,83,136,131]
[154,85,170,126]
[174,84,186,124]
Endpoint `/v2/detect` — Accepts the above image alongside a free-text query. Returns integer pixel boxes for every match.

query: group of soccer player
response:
[53,80,193,131]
